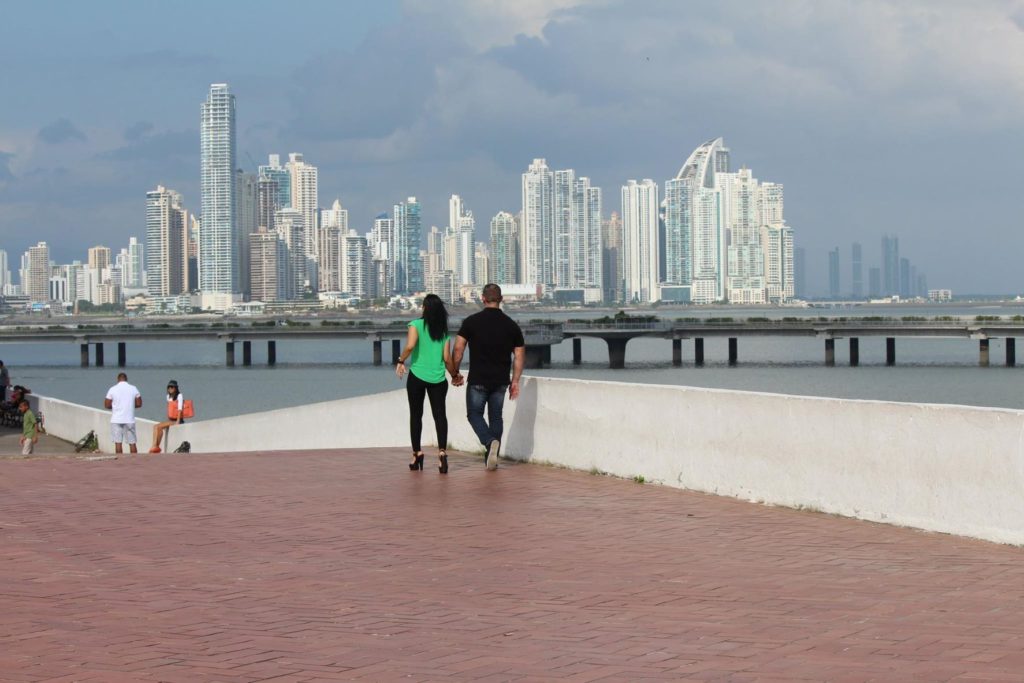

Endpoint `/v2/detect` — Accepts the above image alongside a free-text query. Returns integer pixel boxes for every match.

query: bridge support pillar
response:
[672,338,682,367]
[728,337,738,366]
[372,340,382,366]
[849,338,860,367]
[268,340,277,366]
[606,338,628,369]
[979,339,990,367]
[225,342,235,367]
[886,337,896,366]
[542,345,552,365]
[242,341,252,367]
[694,338,705,367]
[117,342,126,368]
[80,343,89,368]
[95,343,104,367]
[524,345,546,369]
[825,339,835,367]
[1007,338,1016,367]
[392,339,401,365]
[572,338,582,365]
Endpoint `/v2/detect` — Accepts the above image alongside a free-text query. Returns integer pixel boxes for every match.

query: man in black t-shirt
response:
[452,284,525,470]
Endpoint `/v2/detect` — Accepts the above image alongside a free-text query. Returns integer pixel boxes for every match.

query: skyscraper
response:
[794,247,806,299]
[26,242,50,303]
[449,194,476,286]
[602,212,623,303]
[236,170,259,299]
[318,199,348,293]
[621,179,660,303]
[340,229,369,299]
[521,159,554,286]
[828,248,841,299]
[145,185,188,297]
[371,214,393,297]
[275,208,305,300]
[851,242,863,299]
[257,176,279,232]
[258,154,291,210]
[88,246,111,271]
[249,227,286,302]
[671,138,730,303]
[392,197,423,295]
[882,235,899,296]
[720,168,766,304]
[489,211,519,284]
[571,177,602,293]
[899,257,911,298]
[286,153,318,290]
[125,237,144,289]
[0,249,10,295]
[200,83,238,294]
[869,267,882,298]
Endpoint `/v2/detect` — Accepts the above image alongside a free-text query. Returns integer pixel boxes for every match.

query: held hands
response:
[451,372,465,387]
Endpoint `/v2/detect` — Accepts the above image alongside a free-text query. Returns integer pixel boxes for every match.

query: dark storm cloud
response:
[37,118,87,144]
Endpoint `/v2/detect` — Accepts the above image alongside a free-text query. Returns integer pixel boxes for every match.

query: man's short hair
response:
[117,372,128,381]
[482,283,503,303]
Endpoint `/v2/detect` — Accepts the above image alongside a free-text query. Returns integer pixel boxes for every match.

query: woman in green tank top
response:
[395,294,459,473]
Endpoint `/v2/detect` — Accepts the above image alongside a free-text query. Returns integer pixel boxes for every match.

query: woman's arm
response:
[395,325,418,378]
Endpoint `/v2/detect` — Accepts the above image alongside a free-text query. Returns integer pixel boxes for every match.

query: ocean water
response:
[3,304,1023,420]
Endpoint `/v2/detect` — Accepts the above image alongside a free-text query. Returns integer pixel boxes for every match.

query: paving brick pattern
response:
[1,449,1022,682]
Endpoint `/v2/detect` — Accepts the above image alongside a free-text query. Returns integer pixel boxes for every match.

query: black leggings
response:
[407,371,448,452]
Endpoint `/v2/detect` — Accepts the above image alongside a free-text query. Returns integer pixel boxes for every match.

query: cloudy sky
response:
[1,0,1022,294]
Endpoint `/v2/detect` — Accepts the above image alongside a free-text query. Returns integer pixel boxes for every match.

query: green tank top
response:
[409,318,450,384]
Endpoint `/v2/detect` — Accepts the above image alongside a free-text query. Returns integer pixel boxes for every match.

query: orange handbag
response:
[168,399,195,420]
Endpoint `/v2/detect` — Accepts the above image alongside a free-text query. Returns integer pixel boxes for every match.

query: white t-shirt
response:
[106,382,140,424]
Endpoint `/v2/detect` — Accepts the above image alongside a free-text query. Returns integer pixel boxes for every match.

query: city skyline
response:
[2,1,1023,293]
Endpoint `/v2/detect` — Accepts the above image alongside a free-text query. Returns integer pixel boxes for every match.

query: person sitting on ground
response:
[19,399,38,456]
[149,380,184,454]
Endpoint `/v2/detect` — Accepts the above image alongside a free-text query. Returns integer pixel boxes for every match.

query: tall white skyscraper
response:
[449,194,476,286]
[553,169,574,288]
[146,185,188,297]
[318,199,348,293]
[340,229,369,299]
[621,180,660,303]
[489,211,519,284]
[669,138,730,304]
[720,168,766,304]
[286,153,318,290]
[125,237,144,289]
[371,214,394,297]
[571,177,602,293]
[0,249,10,294]
[521,159,554,286]
[199,83,238,294]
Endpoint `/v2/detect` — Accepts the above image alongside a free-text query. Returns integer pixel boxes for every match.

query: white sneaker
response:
[486,439,500,470]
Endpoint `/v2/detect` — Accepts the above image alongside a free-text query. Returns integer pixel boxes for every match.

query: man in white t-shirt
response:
[104,372,142,454]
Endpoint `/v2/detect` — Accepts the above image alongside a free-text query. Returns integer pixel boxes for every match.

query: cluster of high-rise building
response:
[827,236,928,300]
[3,83,805,311]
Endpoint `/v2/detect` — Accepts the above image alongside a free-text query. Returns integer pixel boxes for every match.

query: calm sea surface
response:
[4,303,1024,421]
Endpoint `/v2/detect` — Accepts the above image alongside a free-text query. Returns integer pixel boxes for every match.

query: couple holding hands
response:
[395,284,525,474]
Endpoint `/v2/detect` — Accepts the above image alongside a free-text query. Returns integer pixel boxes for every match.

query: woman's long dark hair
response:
[421,294,449,341]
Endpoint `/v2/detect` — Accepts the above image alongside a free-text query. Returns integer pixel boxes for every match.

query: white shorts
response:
[111,423,137,444]
[21,439,34,455]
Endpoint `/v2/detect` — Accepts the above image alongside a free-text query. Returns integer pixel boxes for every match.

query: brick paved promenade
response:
[1,449,1022,682]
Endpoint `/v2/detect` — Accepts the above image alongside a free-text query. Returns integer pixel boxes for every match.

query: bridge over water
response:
[0,317,1020,368]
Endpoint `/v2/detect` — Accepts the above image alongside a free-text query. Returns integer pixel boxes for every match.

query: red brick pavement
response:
[0,449,1022,682]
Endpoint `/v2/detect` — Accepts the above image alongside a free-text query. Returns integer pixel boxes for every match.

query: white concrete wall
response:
[31,378,1024,545]
[32,394,159,453]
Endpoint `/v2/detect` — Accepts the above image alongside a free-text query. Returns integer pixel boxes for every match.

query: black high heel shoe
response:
[409,452,424,471]
[438,451,448,474]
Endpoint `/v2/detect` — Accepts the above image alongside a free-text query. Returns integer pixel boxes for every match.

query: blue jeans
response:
[467,384,506,446]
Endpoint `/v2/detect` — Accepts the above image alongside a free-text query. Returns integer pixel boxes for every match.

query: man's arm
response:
[135,394,142,408]
[104,396,113,409]
[452,335,468,376]
[509,346,525,400]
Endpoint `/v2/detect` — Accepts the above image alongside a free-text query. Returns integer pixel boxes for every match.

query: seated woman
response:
[149,380,184,454]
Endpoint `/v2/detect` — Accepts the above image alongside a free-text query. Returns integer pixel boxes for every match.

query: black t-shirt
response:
[457,308,525,388]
